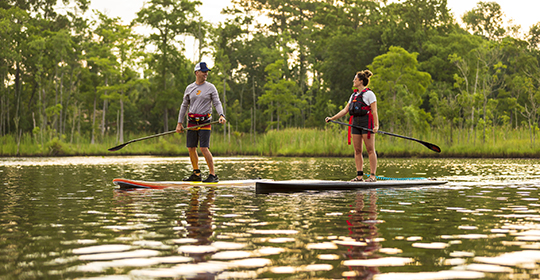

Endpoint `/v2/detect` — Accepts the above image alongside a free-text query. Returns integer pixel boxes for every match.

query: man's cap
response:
[194,62,211,72]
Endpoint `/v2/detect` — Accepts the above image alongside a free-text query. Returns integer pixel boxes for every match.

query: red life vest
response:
[348,88,374,144]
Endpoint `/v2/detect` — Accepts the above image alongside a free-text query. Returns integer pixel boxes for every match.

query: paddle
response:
[329,120,441,153]
[108,120,220,152]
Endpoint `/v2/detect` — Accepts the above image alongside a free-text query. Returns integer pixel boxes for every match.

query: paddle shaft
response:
[329,120,441,153]
[108,120,220,151]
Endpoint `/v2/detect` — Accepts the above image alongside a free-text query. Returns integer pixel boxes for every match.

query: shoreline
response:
[1,151,539,159]
[2,127,539,159]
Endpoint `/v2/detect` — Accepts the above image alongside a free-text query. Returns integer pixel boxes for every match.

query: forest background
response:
[1,0,540,158]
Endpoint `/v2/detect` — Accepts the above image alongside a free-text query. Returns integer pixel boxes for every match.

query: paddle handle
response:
[108,120,220,151]
[127,120,220,143]
[328,120,441,153]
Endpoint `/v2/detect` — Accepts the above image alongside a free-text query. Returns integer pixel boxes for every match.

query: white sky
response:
[83,0,540,63]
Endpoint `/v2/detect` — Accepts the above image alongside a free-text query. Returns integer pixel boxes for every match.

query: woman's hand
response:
[325,117,332,123]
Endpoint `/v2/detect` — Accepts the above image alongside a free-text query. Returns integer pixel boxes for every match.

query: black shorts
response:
[186,129,211,148]
[351,116,371,135]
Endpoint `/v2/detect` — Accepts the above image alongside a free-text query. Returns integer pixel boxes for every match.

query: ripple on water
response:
[171,238,199,244]
[77,258,161,272]
[211,241,248,250]
[270,264,333,274]
[6,157,540,280]
[317,254,340,260]
[373,270,485,280]
[379,248,403,254]
[177,245,217,254]
[306,242,339,250]
[247,229,299,235]
[450,251,475,258]
[78,249,160,261]
[211,250,251,260]
[266,237,296,243]
[72,244,132,255]
[342,257,415,267]
[129,262,230,278]
[462,263,514,273]
[412,242,449,249]
[75,276,132,280]
[254,247,286,256]
[474,250,540,267]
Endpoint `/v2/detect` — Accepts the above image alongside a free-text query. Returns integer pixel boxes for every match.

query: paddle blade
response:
[108,143,129,152]
[423,142,441,153]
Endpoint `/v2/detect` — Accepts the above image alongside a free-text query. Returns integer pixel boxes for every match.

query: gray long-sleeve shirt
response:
[177,81,225,124]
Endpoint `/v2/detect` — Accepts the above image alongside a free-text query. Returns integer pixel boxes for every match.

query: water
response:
[1,156,540,279]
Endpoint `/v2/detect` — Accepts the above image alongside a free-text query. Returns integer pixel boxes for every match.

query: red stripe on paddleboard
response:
[113,178,166,189]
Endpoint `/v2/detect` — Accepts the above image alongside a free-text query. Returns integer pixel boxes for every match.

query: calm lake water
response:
[1,156,540,280]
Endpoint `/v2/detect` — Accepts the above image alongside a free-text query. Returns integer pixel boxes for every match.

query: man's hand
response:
[176,123,185,133]
[219,115,227,124]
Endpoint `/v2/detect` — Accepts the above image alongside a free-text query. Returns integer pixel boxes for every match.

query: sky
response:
[83,0,540,63]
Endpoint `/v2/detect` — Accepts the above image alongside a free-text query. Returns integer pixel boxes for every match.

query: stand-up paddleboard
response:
[255,177,448,194]
[113,178,267,190]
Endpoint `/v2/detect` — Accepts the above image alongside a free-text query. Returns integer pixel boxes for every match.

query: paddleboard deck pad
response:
[255,178,447,194]
[113,178,267,190]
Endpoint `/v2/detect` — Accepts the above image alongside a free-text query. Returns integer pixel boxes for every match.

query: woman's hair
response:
[356,70,373,86]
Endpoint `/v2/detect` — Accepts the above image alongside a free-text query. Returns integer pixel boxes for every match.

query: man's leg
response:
[184,130,202,181]
[200,147,214,175]
[198,130,218,182]
[188,147,199,171]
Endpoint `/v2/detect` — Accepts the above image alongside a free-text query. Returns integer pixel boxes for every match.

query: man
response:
[176,62,226,182]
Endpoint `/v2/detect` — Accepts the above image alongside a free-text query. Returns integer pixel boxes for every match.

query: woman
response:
[326,70,379,182]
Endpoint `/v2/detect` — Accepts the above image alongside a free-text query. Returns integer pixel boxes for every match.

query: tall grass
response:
[1,126,539,157]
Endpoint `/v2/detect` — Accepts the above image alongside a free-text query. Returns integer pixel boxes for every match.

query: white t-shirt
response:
[348,89,377,106]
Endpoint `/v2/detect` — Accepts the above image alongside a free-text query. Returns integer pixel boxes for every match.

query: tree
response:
[98,20,146,143]
[381,0,453,54]
[259,60,303,130]
[369,46,432,133]
[462,1,509,41]
[529,23,540,50]
[474,41,506,143]
[0,7,27,136]
[514,74,540,145]
[84,11,123,143]
[135,0,202,132]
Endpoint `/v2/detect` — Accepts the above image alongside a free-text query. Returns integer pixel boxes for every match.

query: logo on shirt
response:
[196,90,201,95]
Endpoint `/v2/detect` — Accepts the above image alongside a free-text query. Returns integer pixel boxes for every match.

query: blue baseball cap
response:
[194,62,211,72]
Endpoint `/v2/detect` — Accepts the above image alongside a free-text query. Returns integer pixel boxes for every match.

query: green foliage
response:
[369,46,432,132]
[45,137,71,156]
[2,126,539,158]
[462,1,508,41]
[1,0,540,157]
[259,60,305,130]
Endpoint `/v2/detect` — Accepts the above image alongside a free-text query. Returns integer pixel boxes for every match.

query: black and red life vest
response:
[348,88,374,144]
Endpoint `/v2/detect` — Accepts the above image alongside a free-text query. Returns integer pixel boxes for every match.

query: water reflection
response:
[2,157,540,280]
[180,187,217,279]
[185,187,214,248]
[344,191,381,279]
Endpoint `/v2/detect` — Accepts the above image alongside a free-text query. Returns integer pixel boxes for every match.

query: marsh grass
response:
[1,126,539,157]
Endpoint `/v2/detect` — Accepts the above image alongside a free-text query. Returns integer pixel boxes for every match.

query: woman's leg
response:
[352,134,364,180]
[363,133,377,177]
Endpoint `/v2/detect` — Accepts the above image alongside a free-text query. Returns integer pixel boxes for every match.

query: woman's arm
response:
[326,103,350,122]
[370,101,379,133]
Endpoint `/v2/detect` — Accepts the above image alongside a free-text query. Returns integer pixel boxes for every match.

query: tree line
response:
[1,0,540,149]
